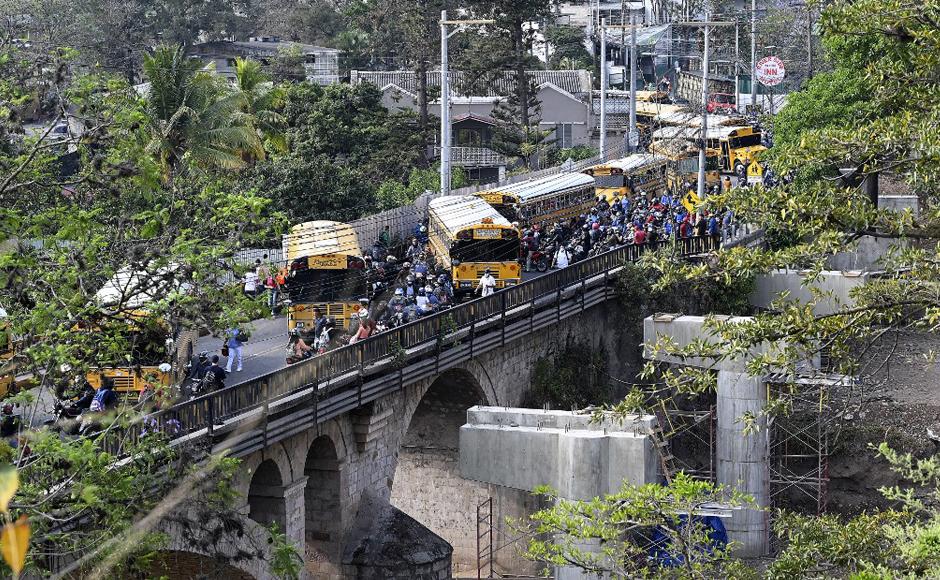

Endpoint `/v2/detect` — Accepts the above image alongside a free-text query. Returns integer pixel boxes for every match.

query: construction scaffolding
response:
[654,396,717,483]
[766,373,836,515]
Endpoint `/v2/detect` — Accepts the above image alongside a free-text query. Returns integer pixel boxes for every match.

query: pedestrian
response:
[243,268,259,299]
[379,225,391,248]
[225,328,246,373]
[476,268,497,297]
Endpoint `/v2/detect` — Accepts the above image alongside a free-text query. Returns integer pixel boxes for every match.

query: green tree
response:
[524,472,755,578]
[490,83,555,169]
[0,43,287,574]
[233,57,287,155]
[142,45,261,177]
[545,25,592,70]
[375,166,468,211]
[243,82,425,223]
[459,0,556,129]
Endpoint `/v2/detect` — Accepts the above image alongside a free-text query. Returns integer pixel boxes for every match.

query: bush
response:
[523,338,612,409]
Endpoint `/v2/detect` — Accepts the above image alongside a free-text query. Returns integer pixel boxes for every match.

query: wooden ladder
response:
[650,409,679,484]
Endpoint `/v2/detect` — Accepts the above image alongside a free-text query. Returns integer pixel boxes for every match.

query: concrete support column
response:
[282,477,309,552]
[716,371,769,557]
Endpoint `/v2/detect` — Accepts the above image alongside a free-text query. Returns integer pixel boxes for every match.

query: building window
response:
[555,123,574,148]
[457,128,482,146]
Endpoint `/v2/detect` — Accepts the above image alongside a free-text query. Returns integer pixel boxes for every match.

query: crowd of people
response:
[521,186,738,272]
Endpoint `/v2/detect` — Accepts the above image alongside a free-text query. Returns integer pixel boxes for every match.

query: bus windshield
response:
[729,133,762,149]
[287,269,367,303]
[594,174,625,188]
[451,239,518,263]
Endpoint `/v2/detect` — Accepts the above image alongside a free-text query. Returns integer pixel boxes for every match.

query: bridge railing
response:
[101,236,720,455]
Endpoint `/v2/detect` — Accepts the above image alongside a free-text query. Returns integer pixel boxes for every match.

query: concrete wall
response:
[459,407,659,500]
[750,269,872,315]
[825,235,903,272]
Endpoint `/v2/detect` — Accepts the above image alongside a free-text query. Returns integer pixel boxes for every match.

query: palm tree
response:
[142,45,262,178]
[232,57,287,158]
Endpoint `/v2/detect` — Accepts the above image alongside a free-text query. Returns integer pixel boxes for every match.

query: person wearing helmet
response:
[415,286,430,313]
[406,238,421,260]
[287,327,314,362]
[476,268,497,297]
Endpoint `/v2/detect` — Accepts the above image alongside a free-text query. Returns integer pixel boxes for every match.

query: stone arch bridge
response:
[112,239,717,578]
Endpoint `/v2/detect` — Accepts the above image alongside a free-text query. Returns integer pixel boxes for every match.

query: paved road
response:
[202,269,550,387]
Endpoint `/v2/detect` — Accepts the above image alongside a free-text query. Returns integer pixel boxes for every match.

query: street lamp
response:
[440,12,495,196]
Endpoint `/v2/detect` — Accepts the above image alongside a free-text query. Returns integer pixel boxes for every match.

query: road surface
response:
[201,269,549,387]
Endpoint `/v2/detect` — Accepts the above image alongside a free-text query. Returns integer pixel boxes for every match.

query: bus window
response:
[594,175,625,189]
[287,269,367,303]
[451,238,518,263]
[729,133,761,149]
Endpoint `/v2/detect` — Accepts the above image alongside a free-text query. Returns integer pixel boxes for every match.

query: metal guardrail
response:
[102,236,720,455]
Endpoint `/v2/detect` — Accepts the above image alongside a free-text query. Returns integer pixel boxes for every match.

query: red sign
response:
[756,56,785,86]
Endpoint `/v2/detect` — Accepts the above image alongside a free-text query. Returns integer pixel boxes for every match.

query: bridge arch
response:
[390,367,492,575]
[246,459,286,532]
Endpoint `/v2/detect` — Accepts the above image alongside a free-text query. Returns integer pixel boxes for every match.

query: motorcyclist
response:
[316,318,335,353]
[287,328,314,363]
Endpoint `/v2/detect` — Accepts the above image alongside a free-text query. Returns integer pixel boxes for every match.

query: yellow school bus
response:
[86,270,195,399]
[652,124,766,177]
[427,196,521,295]
[649,138,722,191]
[582,154,669,202]
[283,220,369,331]
[474,172,596,229]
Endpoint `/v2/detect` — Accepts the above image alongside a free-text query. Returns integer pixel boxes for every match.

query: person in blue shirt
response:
[225,328,245,372]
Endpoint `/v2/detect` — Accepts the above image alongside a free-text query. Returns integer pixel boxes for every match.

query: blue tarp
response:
[647,515,729,567]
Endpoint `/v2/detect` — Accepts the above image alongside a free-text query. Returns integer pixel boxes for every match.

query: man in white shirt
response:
[243,270,259,298]
[476,268,497,297]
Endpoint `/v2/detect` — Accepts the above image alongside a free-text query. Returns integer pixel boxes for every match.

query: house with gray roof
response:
[352,70,596,180]
[190,37,340,85]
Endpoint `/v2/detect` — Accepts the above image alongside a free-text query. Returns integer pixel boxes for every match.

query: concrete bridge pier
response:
[716,370,769,557]
[644,315,771,557]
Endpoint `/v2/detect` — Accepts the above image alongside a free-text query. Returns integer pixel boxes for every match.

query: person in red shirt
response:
[633,226,647,245]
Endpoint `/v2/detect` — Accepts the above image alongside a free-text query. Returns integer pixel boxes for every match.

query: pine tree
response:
[489,78,555,170]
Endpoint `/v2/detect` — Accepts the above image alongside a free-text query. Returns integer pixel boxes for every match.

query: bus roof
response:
[584,153,668,174]
[655,111,747,128]
[95,266,188,309]
[636,101,688,117]
[429,195,512,236]
[651,125,755,141]
[476,172,594,204]
[284,220,361,261]
[649,138,705,158]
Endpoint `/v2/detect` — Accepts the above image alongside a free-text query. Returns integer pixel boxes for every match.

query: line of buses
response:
[281,111,768,331]
[0,109,766,401]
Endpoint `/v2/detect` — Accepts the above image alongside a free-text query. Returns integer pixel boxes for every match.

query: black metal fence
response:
[103,236,719,455]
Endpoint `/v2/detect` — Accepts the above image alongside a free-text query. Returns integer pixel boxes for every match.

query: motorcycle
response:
[528,247,551,273]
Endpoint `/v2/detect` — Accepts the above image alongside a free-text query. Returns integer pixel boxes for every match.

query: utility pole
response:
[698,19,709,200]
[734,21,740,110]
[750,0,757,108]
[440,11,451,196]
[439,12,494,195]
[621,0,627,90]
[679,19,733,198]
[600,18,607,157]
[629,14,637,151]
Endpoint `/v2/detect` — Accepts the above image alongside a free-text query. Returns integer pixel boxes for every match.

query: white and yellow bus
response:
[652,124,766,177]
[473,172,596,229]
[582,154,669,201]
[283,220,369,331]
[428,196,521,295]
